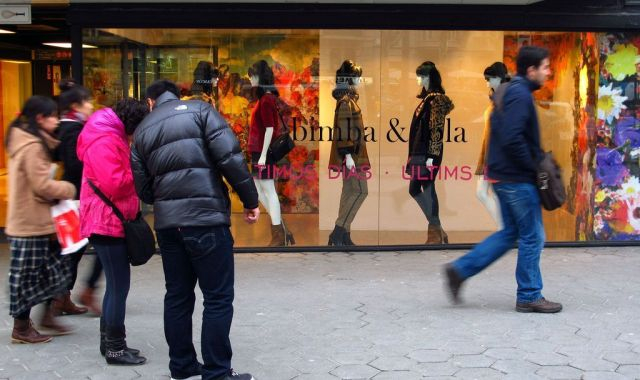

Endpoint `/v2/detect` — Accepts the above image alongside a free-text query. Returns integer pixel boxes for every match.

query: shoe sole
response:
[11,337,53,344]
[515,305,563,313]
[38,327,75,336]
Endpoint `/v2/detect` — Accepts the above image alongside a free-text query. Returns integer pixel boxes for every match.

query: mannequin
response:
[248,60,295,246]
[475,62,510,229]
[406,61,454,244]
[327,60,370,246]
[190,60,219,108]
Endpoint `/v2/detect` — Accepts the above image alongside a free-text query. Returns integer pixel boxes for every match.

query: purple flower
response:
[614,117,640,148]
[596,147,629,186]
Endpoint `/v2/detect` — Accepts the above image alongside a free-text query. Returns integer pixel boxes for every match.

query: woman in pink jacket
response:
[77,98,148,366]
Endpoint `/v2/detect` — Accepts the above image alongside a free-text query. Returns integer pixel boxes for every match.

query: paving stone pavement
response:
[0,246,639,379]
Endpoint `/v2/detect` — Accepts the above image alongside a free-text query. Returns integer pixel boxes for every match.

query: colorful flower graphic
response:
[598,84,628,123]
[604,43,639,81]
[614,117,640,148]
[596,147,629,187]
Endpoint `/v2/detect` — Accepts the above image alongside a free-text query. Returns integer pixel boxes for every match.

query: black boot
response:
[343,231,355,246]
[328,225,346,246]
[100,319,140,356]
[104,325,146,365]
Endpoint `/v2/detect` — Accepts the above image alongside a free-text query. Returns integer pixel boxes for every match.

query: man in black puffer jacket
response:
[131,80,259,380]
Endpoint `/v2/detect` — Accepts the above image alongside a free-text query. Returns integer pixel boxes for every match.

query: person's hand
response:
[258,155,267,167]
[345,154,356,171]
[244,207,260,224]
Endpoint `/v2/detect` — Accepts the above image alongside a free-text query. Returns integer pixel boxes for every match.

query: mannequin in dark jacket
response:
[406,62,454,244]
[131,80,259,380]
[54,79,103,316]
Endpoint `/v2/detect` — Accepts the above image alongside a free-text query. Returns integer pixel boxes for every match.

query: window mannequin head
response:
[335,60,363,90]
[416,61,444,98]
[248,60,278,98]
[192,61,219,96]
[483,61,510,92]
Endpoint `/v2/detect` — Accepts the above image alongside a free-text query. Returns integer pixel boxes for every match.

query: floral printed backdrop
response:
[594,33,640,240]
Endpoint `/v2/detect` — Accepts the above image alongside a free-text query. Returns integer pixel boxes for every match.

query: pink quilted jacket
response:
[77,108,139,238]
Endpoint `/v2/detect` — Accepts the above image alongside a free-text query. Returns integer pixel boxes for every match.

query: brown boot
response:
[55,291,88,315]
[269,224,286,246]
[12,319,52,344]
[426,225,449,245]
[79,287,101,316]
[40,304,74,335]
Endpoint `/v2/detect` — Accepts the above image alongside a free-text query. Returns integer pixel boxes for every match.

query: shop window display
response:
[82,28,640,248]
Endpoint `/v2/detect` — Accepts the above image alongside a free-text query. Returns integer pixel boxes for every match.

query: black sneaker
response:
[444,264,464,304]
[516,298,563,313]
[223,369,255,380]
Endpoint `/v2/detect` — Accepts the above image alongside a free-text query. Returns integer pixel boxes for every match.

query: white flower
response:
[619,176,640,198]
[598,84,628,124]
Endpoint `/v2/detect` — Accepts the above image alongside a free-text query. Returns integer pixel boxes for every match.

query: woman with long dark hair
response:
[406,61,454,244]
[54,78,103,316]
[77,98,148,365]
[6,96,77,343]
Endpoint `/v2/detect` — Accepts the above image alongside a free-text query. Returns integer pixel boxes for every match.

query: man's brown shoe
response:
[53,292,88,316]
[444,264,464,304]
[12,319,52,344]
[516,298,563,313]
[40,305,74,335]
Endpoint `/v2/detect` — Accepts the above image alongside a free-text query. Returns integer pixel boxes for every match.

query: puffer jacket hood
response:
[77,108,126,161]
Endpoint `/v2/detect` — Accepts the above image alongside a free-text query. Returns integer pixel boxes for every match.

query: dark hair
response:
[416,61,445,98]
[248,60,279,98]
[58,78,92,114]
[146,79,180,100]
[516,46,550,76]
[484,62,510,83]
[114,98,149,135]
[191,61,219,96]
[5,95,57,150]
[335,60,362,86]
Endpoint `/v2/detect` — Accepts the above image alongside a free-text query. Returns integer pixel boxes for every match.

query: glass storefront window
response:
[83,28,640,247]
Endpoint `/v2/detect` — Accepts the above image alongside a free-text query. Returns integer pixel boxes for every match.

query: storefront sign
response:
[0,5,31,25]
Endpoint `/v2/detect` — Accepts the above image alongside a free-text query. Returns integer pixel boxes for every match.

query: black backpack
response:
[536,151,566,211]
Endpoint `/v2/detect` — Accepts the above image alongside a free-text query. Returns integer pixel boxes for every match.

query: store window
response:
[83,28,640,247]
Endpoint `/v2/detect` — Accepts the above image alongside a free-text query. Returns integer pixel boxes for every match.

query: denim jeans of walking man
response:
[444,46,562,314]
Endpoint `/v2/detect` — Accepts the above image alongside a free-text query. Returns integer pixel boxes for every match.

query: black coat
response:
[130,91,259,230]
[55,119,83,199]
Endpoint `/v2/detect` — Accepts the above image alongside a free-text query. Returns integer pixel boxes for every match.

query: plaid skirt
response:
[7,236,72,317]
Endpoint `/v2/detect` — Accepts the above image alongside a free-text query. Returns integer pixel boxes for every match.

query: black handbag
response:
[267,105,295,163]
[536,151,566,211]
[87,180,156,266]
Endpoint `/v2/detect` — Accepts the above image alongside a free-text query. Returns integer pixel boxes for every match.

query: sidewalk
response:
[1,246,639,379]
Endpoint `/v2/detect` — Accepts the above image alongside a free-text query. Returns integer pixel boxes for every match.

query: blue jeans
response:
[90,236,130,328]
[156,226,235,380]
[452,182,545,303]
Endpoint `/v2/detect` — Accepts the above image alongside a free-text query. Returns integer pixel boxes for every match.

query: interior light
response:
[1,59,29,64]
[0,28,16,34]
[42,42,97,49]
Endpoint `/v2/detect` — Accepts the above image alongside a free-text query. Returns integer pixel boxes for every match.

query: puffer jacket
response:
[130,91,258,230]
[77,108,139,238]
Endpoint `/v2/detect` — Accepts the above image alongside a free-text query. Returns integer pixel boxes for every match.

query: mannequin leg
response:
[256,179,281,226]
[335,176,368,231]
[255,180,271,215]
[476,177,502,229]
[410,179,440,226]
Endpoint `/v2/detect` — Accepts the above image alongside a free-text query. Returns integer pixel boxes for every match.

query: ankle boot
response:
[426,225,449,244]
[100,319,139,356]
[343,231,355,246]
[40,304,73,335]
[55,291,88,315]
[105,325,146,365]
[269,224,286,246]
[281,219,296,246]
[328,225,346,246]
[12,319,52,344]
[80,287,101,316]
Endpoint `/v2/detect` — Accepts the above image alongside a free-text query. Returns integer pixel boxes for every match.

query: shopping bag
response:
[51,200,89,255]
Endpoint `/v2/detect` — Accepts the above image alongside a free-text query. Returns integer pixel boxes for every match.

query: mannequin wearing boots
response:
[406,61,454,244]
[327,60,370,246]
[248,60,295,246]
[475,62,510,229]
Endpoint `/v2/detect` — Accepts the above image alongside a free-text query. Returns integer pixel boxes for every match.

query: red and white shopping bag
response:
[51,200,89,255]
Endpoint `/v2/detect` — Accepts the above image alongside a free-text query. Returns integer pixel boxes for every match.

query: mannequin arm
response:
[258,127,274,166]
